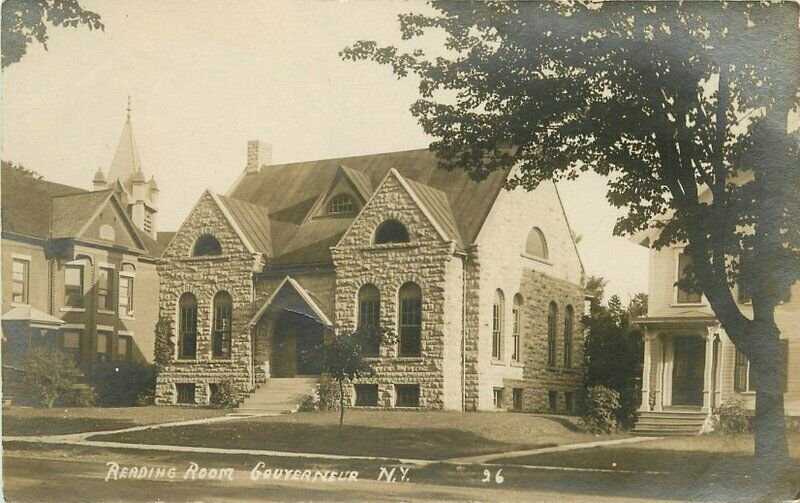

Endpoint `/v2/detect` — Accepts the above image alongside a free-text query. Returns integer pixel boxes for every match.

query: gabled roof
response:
[400,173,464,248]
[1,165,85,239]
[302,164,374,224]
[248,276,332,327]
[216,194,272,256]
[51,190,147,252]
[227,148,510,264]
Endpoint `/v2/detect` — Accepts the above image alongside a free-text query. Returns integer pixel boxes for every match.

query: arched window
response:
[193,234,222,257]
[329,194,355,214]
[525,227,548,259]
[564,305,574,368]
[398,282,422,356]
[512,294,523,362]
[374,220,410,244]
[358,284,381,356]
[492,290,505,360]
[212,291,233,358]
[179,293,198,359]
[547,301,558,366]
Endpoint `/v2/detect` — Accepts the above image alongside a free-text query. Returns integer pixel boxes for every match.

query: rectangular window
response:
[676,251,702,304]
[512,305,520,362]
[512,388,523,411]
[492,303,502,359]
[213,303,233,359]
[493,388,504,409]
[395,384,420,407]
[117,335,132,361]
[399,298,421,357]
[64,265,84,308]
[60,330,82,363]
[12,258,29,304]
[180,302,198,359]
[354,384,379,406]
[97,267,114,311]
[734,343,789,393]
[548,390,558,412]
[96,331,112,363]
[176,383,196,404]
[118,275,134,315]
[565,391,575,414]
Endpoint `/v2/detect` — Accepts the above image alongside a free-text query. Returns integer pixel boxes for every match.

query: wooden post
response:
[640,329,652,412]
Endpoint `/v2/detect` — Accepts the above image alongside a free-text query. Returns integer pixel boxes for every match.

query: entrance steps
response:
[237,377,319,414]
[632,408,708,436]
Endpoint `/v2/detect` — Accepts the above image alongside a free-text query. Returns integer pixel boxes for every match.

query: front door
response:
[270,311,323,377]
[671,335,705,406]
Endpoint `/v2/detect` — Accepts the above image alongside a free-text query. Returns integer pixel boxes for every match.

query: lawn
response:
[2,406,228,436]
[493,433,800,474]
[90,410,622,460]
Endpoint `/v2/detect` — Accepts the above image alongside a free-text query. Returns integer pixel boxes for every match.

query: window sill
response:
[521,253,552,265]
[394,405,421,410]
[395,356,423,362]
[97,309,115,315]
[671,302,706,308]
[60,307,86,313]
[119,314,135,321]
[490,360,507,367]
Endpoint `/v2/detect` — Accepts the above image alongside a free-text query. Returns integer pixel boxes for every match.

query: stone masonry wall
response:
[332,173,461,410]
[155,192,260,405]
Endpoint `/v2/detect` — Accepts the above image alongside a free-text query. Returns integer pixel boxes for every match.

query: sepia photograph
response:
[1,0,799,501]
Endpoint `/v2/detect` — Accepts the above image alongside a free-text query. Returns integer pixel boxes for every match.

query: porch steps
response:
[632,410,707,436]
[236,377,319,414]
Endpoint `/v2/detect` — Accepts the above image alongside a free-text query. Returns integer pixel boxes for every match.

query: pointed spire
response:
[107,99,143,188]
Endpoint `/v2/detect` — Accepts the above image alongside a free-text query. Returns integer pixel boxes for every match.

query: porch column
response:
[653,335,663,412]
[639,329,652,412]
[701,326,716,414]
[714,328,726,408]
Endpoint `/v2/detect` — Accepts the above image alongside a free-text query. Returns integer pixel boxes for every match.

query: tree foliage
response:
[21,346,83,408]
[153,316,176,369]
[2,0,103,68]
[311,325,396,434]
[343,1,799,488]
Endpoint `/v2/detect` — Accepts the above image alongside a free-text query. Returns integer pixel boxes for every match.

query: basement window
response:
[176,383,196,404]
[395,384,420,408]
[354,384,379,406]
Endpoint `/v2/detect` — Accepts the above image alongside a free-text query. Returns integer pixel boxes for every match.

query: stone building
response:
[155,143,586,411]
[1,108,166,387]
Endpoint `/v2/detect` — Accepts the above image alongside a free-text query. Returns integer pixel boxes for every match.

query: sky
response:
[1,0,648,301]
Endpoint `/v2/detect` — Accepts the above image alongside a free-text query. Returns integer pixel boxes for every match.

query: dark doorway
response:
[671,335,705,406]
[271,311,324,377]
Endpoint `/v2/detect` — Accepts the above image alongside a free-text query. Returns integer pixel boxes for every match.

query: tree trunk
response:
[338,379,345,440]
[748,322,793,498]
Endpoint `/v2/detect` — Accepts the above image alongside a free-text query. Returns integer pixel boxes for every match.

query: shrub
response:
[299,375,341,412]
[209,380,239,408]
[579,385,621,434]
[713,399,752,434]
[21,347,84,407]
[67,385,97,407]
[88,362,157,407]
[153,316,176,368]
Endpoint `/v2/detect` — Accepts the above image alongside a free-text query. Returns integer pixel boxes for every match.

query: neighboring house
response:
[1,111,167,384]
[631,225,799,433]
[156,142,586,411]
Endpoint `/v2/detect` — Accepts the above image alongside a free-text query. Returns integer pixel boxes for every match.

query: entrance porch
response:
[247,276,332,386]
[637,314,723,431]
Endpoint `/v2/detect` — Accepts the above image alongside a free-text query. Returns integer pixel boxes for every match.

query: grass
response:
[493,433,800,474]
[90,410,622,460]
[2,406,228,436]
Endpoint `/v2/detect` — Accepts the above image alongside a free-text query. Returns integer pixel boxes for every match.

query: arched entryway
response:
[271,311,324,377]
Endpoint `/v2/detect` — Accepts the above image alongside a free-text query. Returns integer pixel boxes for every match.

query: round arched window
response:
[329,194,355,214]
[192,234,222,257]
[525,227,548,259]
[374,220,409,244]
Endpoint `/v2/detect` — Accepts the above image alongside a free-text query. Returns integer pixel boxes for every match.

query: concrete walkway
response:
[445,436,662,464]
[5,414,661,469]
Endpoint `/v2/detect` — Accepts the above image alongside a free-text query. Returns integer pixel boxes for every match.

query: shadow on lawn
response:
[3,416,138,436]
[92,422,554,460]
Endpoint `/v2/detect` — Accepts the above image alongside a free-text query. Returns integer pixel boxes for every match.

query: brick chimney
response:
[246,140,272,174]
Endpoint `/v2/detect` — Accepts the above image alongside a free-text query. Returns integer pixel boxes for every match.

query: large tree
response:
[343,0,800,492]
[2,0,103,68]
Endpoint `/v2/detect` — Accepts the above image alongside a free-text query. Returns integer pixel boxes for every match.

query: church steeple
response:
[93,98,159,239]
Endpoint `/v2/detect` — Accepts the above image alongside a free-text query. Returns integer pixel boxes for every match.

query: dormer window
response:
[525,227,548,259]
[374,220,409,244]
[329,194,355,214]
[193,234,222,257]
